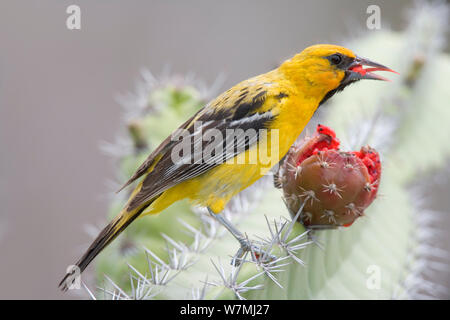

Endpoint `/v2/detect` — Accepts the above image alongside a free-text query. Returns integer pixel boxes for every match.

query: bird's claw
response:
[231,238,276,266]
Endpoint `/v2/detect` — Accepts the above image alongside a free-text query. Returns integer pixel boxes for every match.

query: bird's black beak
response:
[346,56,398,81]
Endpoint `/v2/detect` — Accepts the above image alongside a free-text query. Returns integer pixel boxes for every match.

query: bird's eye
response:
[329,54,343,65]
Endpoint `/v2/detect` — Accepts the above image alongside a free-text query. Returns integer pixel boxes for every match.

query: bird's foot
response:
[231,237,276,266]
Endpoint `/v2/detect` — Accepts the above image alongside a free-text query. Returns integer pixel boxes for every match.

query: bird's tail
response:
[58,203,148,291]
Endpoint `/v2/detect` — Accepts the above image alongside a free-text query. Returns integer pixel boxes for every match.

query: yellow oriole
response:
[59,44,395,290]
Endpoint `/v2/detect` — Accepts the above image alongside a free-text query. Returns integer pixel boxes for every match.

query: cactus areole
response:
[280,124,381,229]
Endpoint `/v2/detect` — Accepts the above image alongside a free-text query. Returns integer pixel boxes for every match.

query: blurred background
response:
[0,0,448,299]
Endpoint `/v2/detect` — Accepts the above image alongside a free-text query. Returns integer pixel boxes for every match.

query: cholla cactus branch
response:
[209,257,265,300]
[191,276,209,300]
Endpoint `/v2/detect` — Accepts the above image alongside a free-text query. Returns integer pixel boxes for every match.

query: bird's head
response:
[280,44,397,104]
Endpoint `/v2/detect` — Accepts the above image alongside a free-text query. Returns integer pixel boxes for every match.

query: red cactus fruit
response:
[278,124,381,229]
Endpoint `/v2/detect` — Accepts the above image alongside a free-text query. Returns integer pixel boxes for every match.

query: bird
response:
[59,44,396,290]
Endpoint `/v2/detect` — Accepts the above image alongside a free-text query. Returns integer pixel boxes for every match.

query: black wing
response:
[117,112,202,193]
[124,83,287,211]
